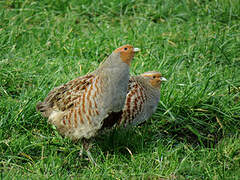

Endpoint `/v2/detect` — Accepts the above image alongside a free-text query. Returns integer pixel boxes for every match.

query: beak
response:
[160,77,167,81]
[133,48,140,52]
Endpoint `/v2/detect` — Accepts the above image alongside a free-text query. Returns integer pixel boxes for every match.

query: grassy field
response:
[0,0,240,179]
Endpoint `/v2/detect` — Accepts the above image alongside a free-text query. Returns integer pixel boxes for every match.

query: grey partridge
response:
[116,71,166,127]
[36,45,140,141]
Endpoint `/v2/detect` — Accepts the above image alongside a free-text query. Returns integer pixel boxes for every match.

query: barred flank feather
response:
[117,71,164,127]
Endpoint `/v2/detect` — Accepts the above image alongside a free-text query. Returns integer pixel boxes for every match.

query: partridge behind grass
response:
[116,71,166,127]
[36,45,140,141]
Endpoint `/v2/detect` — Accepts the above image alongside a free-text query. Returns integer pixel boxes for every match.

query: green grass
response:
[0,0,240,179]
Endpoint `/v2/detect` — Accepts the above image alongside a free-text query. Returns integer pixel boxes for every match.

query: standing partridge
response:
[105,71,166,128]
[36,45,140,141]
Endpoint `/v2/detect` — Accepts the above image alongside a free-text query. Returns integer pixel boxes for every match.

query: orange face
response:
[141,71,166,88]
[114,45,139,65]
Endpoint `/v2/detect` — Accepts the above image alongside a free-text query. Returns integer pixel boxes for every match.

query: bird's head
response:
[114,45,140,65]
[141,71,167,89]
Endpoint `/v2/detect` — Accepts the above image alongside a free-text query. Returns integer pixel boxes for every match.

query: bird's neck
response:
[99,52,129,70]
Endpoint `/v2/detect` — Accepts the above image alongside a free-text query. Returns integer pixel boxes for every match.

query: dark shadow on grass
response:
[92,125,177,159]
[93,109,239,157]
[93,128,145,156]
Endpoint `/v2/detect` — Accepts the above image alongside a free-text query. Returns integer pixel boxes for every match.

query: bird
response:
[102,71,167,128]
[36,45,140,142]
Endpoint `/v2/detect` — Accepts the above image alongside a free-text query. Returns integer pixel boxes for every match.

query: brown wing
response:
[118,77,147,127]
[57,73,114,139]
[36,74,95,117]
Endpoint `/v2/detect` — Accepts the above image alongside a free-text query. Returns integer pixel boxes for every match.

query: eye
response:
[152,75,156,79]
[124,47,128,51]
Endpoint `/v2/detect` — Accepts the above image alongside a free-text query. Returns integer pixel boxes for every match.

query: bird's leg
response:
[80,138,97,166]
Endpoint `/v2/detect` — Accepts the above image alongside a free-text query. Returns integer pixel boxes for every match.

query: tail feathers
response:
[37,102,67,136]
[36,102,53,118]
